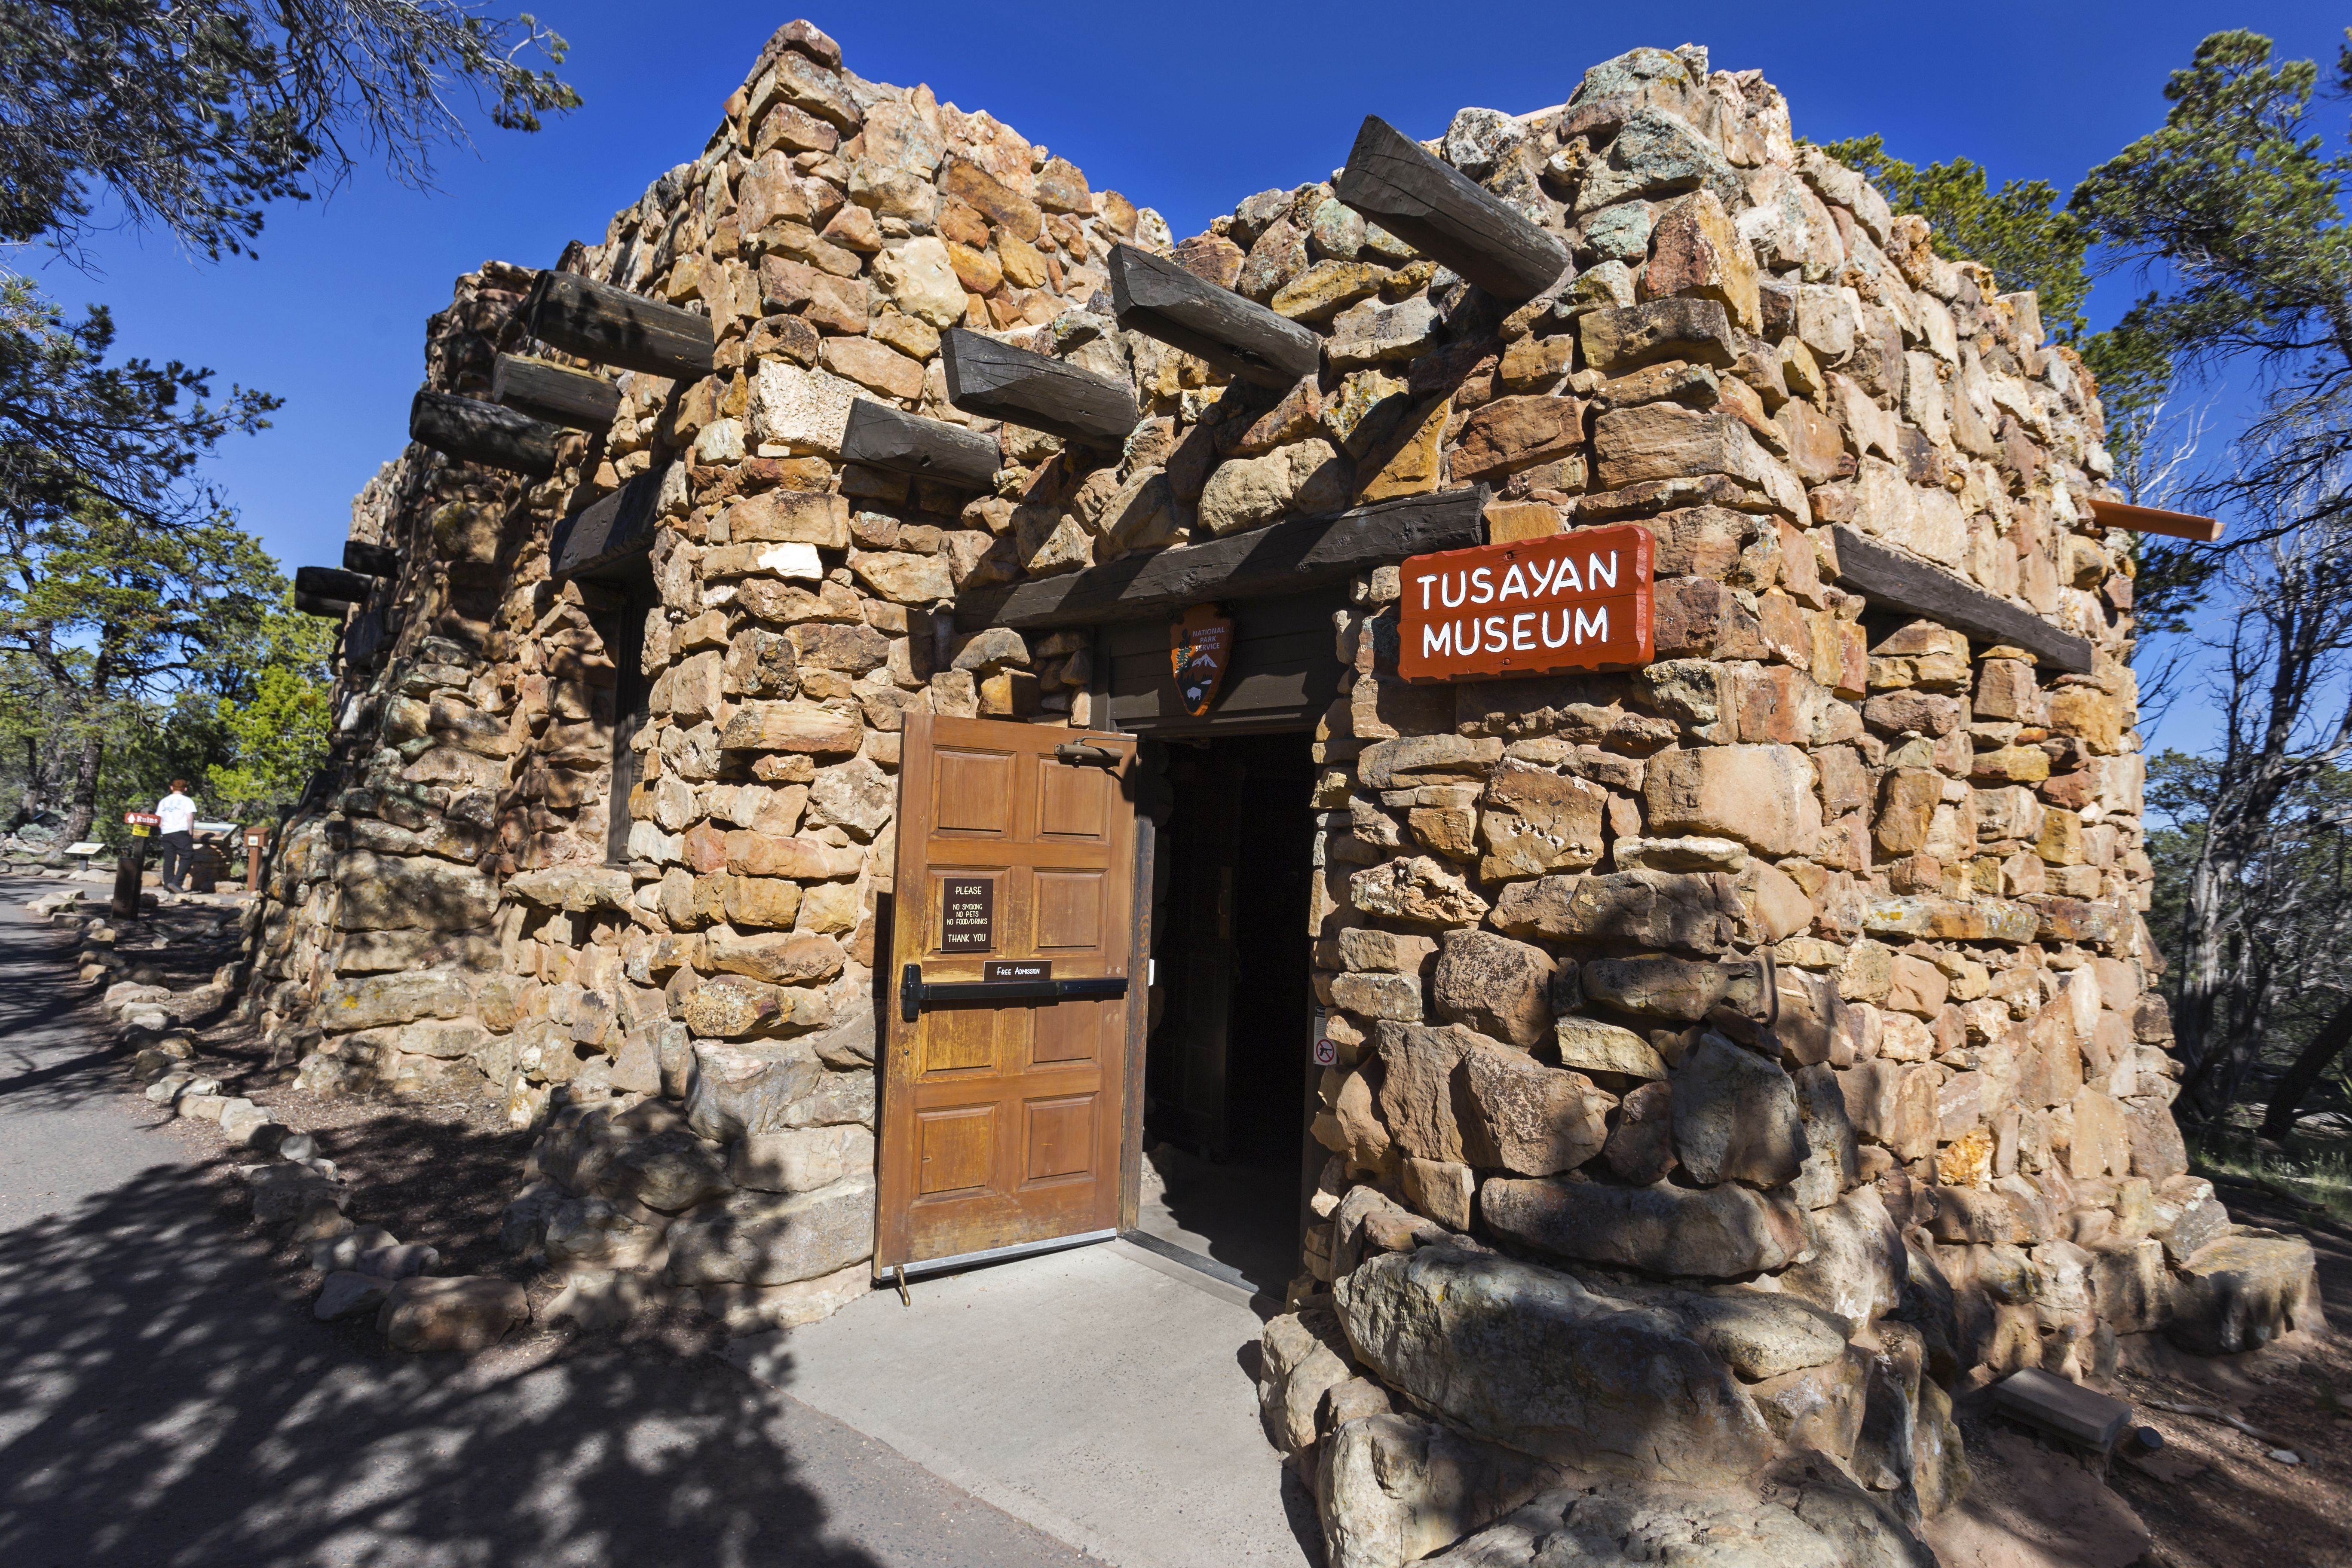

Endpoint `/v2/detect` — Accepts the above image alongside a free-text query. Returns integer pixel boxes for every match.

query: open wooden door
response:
[878,713,1139,1274]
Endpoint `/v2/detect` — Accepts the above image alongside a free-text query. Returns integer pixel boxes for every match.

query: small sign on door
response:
[1312,1037,1339,1066]
[941,877,995,951]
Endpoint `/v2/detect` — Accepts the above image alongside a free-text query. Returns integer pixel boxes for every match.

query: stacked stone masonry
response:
[240,26,2324,1568]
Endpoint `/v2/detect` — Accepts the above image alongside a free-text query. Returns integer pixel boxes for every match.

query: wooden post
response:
[840,397,1001,489]
[940,328,1139,445]
[243,824,269,893]
[1107,244,1324,389]
[1335,115,1571,304]
[113,813,157,920]
[409,389,561,479]
[492,352,624,431]
[520,270,716,382]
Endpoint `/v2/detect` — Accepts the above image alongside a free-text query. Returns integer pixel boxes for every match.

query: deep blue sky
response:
[24,1,2344,589]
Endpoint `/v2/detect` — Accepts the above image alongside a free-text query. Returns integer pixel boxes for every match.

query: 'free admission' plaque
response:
[1397,524,1654,681]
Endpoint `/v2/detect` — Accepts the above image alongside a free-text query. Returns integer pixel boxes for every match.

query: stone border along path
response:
[29,882,542,1354]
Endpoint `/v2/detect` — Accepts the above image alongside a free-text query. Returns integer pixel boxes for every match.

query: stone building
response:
[248,24,2322,1566]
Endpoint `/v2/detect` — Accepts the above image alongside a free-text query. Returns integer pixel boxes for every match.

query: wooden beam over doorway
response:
[954,486,1488,632]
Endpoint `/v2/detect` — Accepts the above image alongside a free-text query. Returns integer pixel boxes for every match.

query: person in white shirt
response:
[155,780,197,891]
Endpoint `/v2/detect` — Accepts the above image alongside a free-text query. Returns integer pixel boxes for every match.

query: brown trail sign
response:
[1398,524,1654,680]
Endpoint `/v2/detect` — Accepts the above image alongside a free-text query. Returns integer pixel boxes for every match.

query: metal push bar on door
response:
[898,963,1130,1023]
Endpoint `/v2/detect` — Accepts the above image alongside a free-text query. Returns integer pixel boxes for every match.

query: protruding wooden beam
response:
[343,540,401,578]
[551,469,664,579]
[493,352,623,432]
[294,590,351,619]
[1828,525,2094,674]
[1107,243,1323,390]
[520,270,715,383]
[410,390,560,479]
[295,565,373,605]
[840,397,999,489]
[941,328,1139,445]
[2088,497,2223,543]
[1335,115,1570,304]
[956,486,1489,631]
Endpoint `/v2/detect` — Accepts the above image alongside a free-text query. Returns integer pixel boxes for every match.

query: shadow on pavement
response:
[0,1150,897,1568]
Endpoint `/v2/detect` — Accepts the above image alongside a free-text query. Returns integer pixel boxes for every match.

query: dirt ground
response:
[87,898,2352,1568]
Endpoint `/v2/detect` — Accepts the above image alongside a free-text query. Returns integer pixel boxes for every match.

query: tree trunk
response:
[2174,850,2238,1118]
[2259,994,2352,1140]
[58,731,103,850]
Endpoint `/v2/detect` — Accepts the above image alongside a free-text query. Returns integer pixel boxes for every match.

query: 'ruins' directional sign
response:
[1397,525,1655,680]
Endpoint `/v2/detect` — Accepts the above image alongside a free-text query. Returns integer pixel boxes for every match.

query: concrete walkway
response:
[0,878,1097,1568]
[732,1240,1318,1568]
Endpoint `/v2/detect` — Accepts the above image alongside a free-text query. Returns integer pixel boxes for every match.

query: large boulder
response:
[1776,1187,1906,1326]
[1643,744,1821,857]
[1432,930,1556,1048]
[1337,1246,1774,1485]
[1671,1032,1807,1188]
[1493,870,1741,953]
[2165,1232,2324,1355]
[665,1172,876,1286]
[1377,1022,1611,1176]
[378,1277,529,1353]
[684,1038,826,1140]
[1418,1464,1938,1566]
[1481,1174,1811,1277]
[1318,1413,1559,1568]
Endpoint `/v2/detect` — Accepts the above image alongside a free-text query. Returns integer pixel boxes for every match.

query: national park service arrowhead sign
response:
[1169,603,1234,716]
[1397,524,1654,681]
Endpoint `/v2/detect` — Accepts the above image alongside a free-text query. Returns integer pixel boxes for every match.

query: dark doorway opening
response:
[1136,731,1317,1299]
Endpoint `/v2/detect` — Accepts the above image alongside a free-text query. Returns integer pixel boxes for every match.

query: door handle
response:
[900,963,1130,1023]
[1053,741,1122,769]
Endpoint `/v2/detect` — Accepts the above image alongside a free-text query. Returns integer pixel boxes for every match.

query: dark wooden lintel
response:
[410,390,560,479]
[941,328,1139,445]
[1828,525,2095,674]
[552,470,665,580]
[955,486,1489,632]
[840,398,1000,489]
[1107,244,1323,390]
[1335,115,1570,305]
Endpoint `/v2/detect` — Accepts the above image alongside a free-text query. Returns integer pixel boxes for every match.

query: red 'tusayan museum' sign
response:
[1397,523,1655,681]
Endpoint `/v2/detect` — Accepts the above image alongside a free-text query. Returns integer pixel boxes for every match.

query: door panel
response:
[879,712,1138,1269]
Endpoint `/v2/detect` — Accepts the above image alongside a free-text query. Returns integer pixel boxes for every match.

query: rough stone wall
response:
[238,26,2326,1563]
[245,19,1156,1332]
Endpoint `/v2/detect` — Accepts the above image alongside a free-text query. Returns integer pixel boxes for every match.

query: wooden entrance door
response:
[878,713,1139,1271]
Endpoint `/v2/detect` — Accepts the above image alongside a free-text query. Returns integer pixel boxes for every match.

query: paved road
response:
[0,878,1097,1568]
